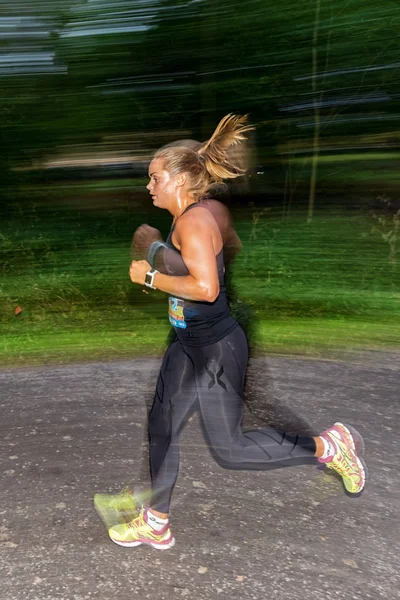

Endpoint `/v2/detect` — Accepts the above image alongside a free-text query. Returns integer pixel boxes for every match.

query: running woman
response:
[101,114,367,550]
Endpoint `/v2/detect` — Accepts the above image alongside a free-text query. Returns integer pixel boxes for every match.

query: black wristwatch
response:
[144,268,158,290]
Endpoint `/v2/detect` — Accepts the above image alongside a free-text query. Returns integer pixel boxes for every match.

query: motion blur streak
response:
[295,62,400,80]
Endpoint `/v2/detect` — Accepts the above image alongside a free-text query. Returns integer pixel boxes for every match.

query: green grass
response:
[257,317,399,355]
[0,308,170,367]
[1,188,399,367]
[1,313,397,368]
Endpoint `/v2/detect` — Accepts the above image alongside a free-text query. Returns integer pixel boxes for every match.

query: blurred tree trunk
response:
[200,3,217,138]
[308,0,321,223]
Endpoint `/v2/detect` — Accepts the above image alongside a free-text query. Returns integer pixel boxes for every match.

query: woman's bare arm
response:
[129,208,221,302]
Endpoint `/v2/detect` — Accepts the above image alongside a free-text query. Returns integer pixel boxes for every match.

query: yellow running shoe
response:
[94,488,138,529]
[108,508,175,550]
[318,422,367,495]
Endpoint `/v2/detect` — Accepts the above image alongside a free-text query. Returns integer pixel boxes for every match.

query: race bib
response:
[168,297,187,329]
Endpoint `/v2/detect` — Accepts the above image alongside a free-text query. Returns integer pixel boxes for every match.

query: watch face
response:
[145,273,152,285]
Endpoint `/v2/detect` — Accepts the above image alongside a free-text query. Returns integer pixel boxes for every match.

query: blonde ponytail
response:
[154,114,254,200]
[198,114,254,181]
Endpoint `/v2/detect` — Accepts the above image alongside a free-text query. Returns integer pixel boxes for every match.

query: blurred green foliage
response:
[1,1,400,364]
[1,0,400,177]
[1,190,399,365]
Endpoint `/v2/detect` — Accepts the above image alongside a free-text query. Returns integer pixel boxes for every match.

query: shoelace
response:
[330,447,358,476]
[127,509,146,531]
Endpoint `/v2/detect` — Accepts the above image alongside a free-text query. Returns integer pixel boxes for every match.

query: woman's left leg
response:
[193,326,366,495]
[194,327,367,494]
[193,327,317,469]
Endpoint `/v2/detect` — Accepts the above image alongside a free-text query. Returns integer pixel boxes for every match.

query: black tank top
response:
[165,202,238,346]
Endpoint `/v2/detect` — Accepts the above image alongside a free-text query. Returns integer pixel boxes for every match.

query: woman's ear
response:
[176,173,187,187]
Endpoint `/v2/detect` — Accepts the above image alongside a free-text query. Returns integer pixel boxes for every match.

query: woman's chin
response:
[153,198,166,209]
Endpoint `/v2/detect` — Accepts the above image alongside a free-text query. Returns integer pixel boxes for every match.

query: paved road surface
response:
[0,353,399,600]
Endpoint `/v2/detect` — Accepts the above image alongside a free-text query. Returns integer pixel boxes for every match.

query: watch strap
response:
[144,268,158,289]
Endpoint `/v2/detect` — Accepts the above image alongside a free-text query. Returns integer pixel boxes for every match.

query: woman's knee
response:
[208,442,238,468]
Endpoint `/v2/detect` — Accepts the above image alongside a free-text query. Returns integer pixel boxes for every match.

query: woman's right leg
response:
[108,339,197,549]
[148,339,197,514]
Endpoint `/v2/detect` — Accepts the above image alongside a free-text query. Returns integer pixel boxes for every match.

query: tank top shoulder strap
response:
[181,201,200,216]
[166,202,201,247]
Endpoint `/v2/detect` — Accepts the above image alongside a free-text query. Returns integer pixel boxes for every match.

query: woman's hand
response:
[129,260,152,286]
[131,224,162,259]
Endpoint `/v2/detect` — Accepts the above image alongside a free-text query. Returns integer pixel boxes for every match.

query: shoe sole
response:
[109,536,176,550]
[341,454,368,497]
[340,423,368,495]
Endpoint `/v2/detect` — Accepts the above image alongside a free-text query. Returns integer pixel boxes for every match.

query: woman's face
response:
[146,158,179,211]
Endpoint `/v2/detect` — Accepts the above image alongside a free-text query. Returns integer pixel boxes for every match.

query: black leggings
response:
[148,326,316,513]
